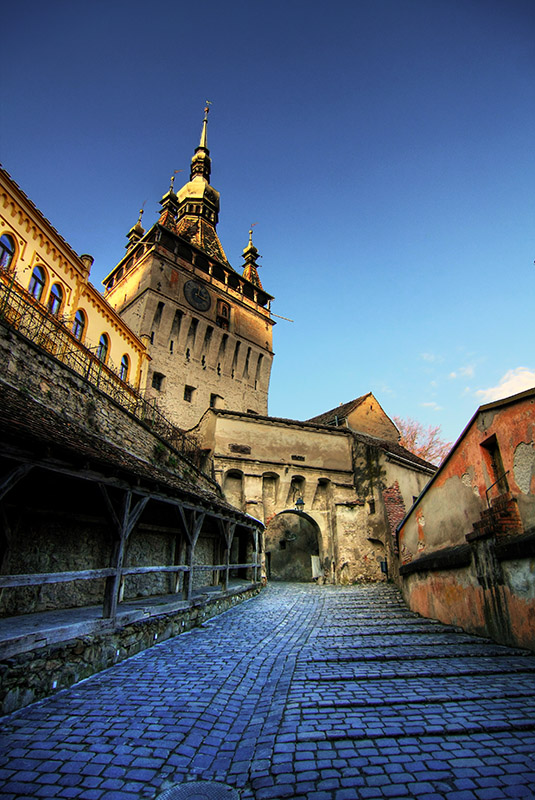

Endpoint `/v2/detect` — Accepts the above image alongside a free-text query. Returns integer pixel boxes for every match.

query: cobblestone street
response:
[1,582,535,800]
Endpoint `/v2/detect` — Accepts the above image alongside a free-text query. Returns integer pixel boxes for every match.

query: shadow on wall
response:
[265,512,320,582]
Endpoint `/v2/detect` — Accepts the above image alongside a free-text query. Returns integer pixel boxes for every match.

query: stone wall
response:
[0,584,262,716]
[0,321,216,492]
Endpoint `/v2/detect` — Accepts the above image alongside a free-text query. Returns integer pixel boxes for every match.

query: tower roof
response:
[173,103,229,264]
[241,227,263,289]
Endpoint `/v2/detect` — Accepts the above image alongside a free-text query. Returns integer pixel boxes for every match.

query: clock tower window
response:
[216,299,230,330]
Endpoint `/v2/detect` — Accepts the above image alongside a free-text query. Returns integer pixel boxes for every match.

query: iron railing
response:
[0,272,204,468]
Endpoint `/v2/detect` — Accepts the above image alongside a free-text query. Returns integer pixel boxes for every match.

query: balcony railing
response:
[0,272,204,469]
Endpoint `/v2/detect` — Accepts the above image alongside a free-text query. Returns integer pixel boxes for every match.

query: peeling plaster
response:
[461,468,480,497]
[513,442,535,494]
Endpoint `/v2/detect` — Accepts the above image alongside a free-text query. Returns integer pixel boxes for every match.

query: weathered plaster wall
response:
[398,391,535,651]
[399,393,535,563]
[401,554,535,651]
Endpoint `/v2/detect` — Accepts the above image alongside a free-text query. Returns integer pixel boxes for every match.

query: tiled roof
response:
[0,382,252,521]
[351,431,437,472]
[175,216,230,265]
[306,394,372,425]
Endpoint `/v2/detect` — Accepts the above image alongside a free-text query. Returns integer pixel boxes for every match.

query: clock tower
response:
[103,107,275,430]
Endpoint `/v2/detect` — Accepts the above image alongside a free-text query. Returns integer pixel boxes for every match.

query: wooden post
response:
[101,488,149,620]
[253,528,259,583]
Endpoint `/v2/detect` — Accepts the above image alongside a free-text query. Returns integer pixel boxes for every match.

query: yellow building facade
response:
[0,167,149,390]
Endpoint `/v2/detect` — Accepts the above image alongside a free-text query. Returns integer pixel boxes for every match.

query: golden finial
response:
[204,100,212,119]
[249,222,257,245]
[137,206,144,225]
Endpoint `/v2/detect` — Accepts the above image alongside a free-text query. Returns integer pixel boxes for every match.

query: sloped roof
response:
[307,394,372,426]
[175,215,230,265]
[0,382,252,521]
[352,431,437,473]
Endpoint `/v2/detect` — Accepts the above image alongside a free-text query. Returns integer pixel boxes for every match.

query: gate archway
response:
[264,510,322,582]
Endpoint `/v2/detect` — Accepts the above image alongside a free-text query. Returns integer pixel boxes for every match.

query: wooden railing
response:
[0,561,261,619]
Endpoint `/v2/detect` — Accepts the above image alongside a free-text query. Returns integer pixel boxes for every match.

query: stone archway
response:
[264,511,322,582]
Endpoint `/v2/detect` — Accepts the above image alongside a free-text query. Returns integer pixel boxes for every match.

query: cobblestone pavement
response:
[1,582,535,800]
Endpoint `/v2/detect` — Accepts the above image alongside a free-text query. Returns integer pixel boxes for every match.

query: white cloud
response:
[421,401,443,411]
[475,367,535,403]
[421,352,436,362]
[459,365,474,378]
[449,365,474,380]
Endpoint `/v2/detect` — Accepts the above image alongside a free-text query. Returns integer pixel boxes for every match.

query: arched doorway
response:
[264,511,321,582]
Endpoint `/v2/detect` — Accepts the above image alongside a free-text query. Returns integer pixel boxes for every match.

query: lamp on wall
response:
[295,496,305,513]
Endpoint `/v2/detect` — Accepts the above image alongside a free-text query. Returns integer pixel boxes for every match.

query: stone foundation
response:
[0,584,261,716]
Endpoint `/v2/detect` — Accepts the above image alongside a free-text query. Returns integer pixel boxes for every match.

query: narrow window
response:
[170,340,174,353]
[243,347,251,378]
[152,372,165,391]
[203,325,213,351]
[72,309,86,341]
[119,354,129,382]
[210,393,224,409]
[184,385,195,402]
[0,234,15,271]
[97,333,109,363]
[255,354,263,389]
[47,283,64,316]
[217,332,228,375]
[28,266,46,301]
[187,318,198,342]
[231,341,241,378]
[170,310,183,338]
[152,301,165,328]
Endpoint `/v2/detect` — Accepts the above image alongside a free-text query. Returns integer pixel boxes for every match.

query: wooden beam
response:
[0,463,33,501]
[0,568,115,588]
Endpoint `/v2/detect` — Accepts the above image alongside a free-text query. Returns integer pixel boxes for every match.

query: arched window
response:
[97,333,109,363]
[0,234,16,271]
[72,309,86,341]
[28,266,46,301]
[47,283,64,315]
[119,354,129,381]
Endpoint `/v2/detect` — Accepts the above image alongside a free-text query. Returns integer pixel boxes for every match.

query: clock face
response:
[183,280,211,311]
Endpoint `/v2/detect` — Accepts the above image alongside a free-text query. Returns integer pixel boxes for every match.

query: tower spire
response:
[242,224,263,288]
[190,101,212,182]
[199,101,211,148]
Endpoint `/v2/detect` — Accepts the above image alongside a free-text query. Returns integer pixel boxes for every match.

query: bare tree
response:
[393,416,452,466]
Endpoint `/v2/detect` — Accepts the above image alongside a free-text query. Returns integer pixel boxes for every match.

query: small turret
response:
[242,226,263,289]
[158,175,179,230]
[126,208,145,250]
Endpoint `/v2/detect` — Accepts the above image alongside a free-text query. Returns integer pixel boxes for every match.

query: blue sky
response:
[2,0,534,444]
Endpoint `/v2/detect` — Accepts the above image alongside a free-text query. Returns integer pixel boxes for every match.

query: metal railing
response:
[485,470,510,508]
[0,272,204,468]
